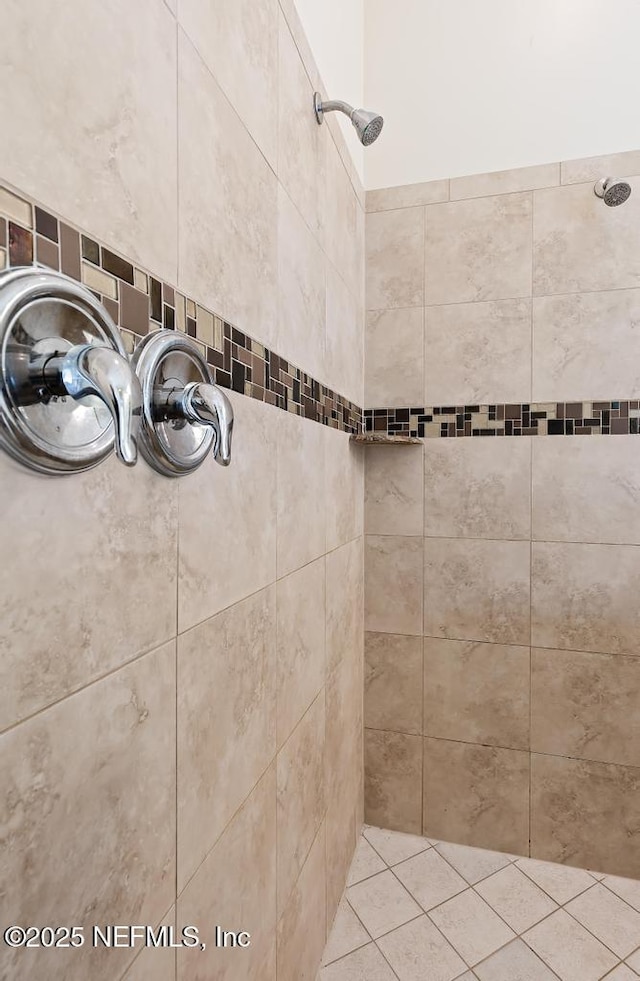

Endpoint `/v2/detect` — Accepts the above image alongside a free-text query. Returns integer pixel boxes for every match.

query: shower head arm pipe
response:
[314,96,356,123]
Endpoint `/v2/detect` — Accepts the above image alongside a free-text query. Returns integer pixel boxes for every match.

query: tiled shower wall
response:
[0,3,364,980]
[363,149,640,879]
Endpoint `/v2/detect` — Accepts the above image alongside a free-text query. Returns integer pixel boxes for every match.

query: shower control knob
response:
[132,330,234,477]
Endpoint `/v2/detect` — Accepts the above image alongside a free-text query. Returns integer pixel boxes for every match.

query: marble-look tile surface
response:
[325,430,364,552]
[121,926,176,981]
[560,149,640,185]
[277,411,326,578]
[531,541,640,655]
[346,869,421,939]
[363,825,431,867]
[366,306,424,407]
[364,729,423,833]
[366,208,424,310]
[533,180,640,295]
[566,884,640,959]
[424,436,531,540]
[532,289,640,401]
[0,643,176,981]
[523,908,618,981]
[347,837,386,887]
[393,848,467,911]
[532,648,640,768]
[475,865,557,933]
[424,638,530,750]
[429,889,515,966]
[326,538,363,676]
[325,261,364,407]
[434,841,512,885]
[450,162,560,200]
[320,942,397,980]
[277,823,327,981]
[365,535,423,636]
[177,586,276,889]
[365,632,423,734]
[425,193,532,305]
[178,32,277,347]
[365,443,424,537]
[423,739,530,854]
[322,897,369,965]
[325,137,362,306]
[514,856,597,904]
[366,180,449,212]
[424,538,530,646]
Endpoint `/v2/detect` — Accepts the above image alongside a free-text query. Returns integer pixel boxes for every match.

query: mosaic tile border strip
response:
[0,184,362,435]
[365,402,640,437]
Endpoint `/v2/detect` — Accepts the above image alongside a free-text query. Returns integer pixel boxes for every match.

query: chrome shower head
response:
[313,93,384,146]
[594,177,632,207]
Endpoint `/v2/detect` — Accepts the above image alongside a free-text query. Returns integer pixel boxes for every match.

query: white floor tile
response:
[429,889,516,966]
[524,909,618,981]
[377,914,467,981]
[604,875,640,914]
[603,966,640,980]
[320,942,398,980]
[364,825,432,866]
[323,898,370,965]
[436,841,512,885]
[475,865,558,934]
[566,884,640,960]
[347,837,387,886]
[394,848,468,911]
[474,938,558,980]
[627,948,640,971]
[515,857,597,905]
[347,869,422,939]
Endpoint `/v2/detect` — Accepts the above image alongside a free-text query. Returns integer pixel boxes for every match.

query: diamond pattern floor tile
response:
[474,938,558,980]
[323,898,370,966]
[377,914,467,981]
[429,889,516,966]
[346,869,422,939]
[394,847,468,912]
[435,841,513,885]
[320,942,398,980]
[364,825,432,866]
[346,837,386,886]
[566,884,640,960]
[523,908,618,981]
[475,865,558,934]
[515,858,596,905]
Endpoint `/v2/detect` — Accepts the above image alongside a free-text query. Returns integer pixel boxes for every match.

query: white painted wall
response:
[293,0,364,179]
[365,0,640,189]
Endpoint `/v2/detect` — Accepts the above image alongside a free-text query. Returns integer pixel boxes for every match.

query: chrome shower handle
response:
[182,381,234,467]
[60,345,142,466]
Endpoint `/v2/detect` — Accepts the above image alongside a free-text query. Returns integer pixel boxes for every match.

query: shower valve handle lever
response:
[182,381,234,466]
[60,345,142,466]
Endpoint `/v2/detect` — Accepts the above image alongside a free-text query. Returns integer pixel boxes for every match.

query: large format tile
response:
[177,586,276,889]
[177,766,276,981]
[325,430,364,552]
[277,823,327,981]
[325,137,362,306]
[367,180,449,212]
[122,926,176,981]
[533,180,640,295]
[425,298,532,405]
[325,260,364,407]
[364,729,423,834]
[178,32,277,346]
[450,162,560,200]
[0,454,177,733]
[531,542,640,655]
[365,632,423,734]
[178,0,278,169]
[365,306,424,407]
[428,889,515,967]
[277,411,326,578]
[393,848,467,912]
[346,869,421,939]
[377,914,467,981]
[533,290,640,401]
[566,884,640,959]
[178,391,276,631]
[424,436,531,540]
[365,536,423,636]
[0,0,177,281]
[523,909,618,981]
[423,739,530,854]
[425,193,532,305]
[475,865,557,933]
[366,207,424,310]
[424,538,530,646]
[276,558,325,747]
[0,643,176,981]
[531,754,640,878]
[561,149,640,185]
[532,436,640,544]
[531,648,640,767]
[326,538,363,676]
[277,692,326,915]
[365,443,424,536]
[424,639,530,750]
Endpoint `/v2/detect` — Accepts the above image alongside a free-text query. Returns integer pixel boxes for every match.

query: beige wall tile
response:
[325,260,364,407]
[425,193,532,305]
[561,149,640,185]
[450,162,560,200]
[0,454,177,733]
[277,411,326,578]
[532,290,640,401]
[364,729,423,834]
[325,137,362,306]
[424,538,530,646]
[326,538,363,676]
[0,0,177,282]
[423,738,530,855]
[277,185,325,381]
[366,306,424,407]
[365,535,424,636]
[278,12,325,236]
[277,823,327,981]
[533,180,640,295]
[424,298,532,404]
[325,430,364,552]
[121,918,176,981]
[424,436,531,540]
[532,541,640,655]
[0,643,176,981]
[177,766,276,981]
[277,558,326,748]
[424,638,530,750]
[533,436,640,544]
[178,0,278,170]
[366,179,449,212]
[178,393,277,632]
[366,208,424,310]
[277,692,326,915]
[365,632,423,734]
[320,943,397,980]
[326,798,358,929]
[532,648,640,768]
[365,443,424,536]
[531,754,640,878]
[177,586,276,890]
[178,32,277,348]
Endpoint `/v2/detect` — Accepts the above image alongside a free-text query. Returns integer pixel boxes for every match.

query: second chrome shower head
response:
[594,177,632,207]
[314,93,384,146]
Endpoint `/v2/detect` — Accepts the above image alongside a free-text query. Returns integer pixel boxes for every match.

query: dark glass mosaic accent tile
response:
[150,278,162,322]
[36,235,59,270]
[9,223,33,265]
[163,304,175,330]
[120,282,150,334]
[35,207,59,243]
[0,218,6,248]
[102,248,134,285]
[163,283,174,306]
[103,297,119,326]
[81,235,100,264]
[59,223,81,279]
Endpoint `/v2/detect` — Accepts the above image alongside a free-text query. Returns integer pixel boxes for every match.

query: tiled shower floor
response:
[321,826,640,980]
